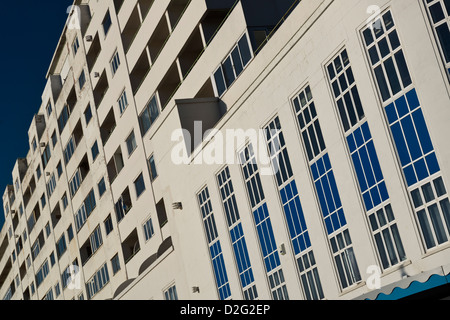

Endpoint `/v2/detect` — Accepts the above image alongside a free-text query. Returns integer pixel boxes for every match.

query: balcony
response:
[86,33,101,72]
[115,187,132,223]
[107,146,125,183]
[100,108,117,146]
[122,228,140,264]
[93,70,109,108]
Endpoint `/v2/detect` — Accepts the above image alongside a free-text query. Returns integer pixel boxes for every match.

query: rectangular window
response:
[67,225,74,242]
[44,288,54,301]
[110,50,121,76]
[148,155,158,181]
[45,223,51,238]
[91,141,99,161]
[104,214,114,235]
[138,95,159,136]
[361,9,450,251]
[84,104,93,125]
[32,137,37,152]
[46,173,57,198]
[325,48,406,270]
[50,252,56,266]
[212,33,253,97]
[423,0,450,80]
[57,161,63,178]
[35,260,50,288]
[98,177,106,197]
[90,225,103,254]
[217,167,259,300]
[263,117,323,299]
[46,102,53,117]
[86,263,110,299]
[197,187,231,300]
[75,189,96,231]
[134,173,146,198]
[52,131,58,149]
[36,165,42,180]
[63,136,76,165]
[111,254,121,275]
[103,10,112,37]
[72,37,80,56]
[164,284,178,300]
[291,85,361,290]
[143,217,154,241]
[58,104,70,134]
[69,169,82,198]
[56,234,67,258]
[78,70,86,89]
[118,89,128,114]
[55,283,61,298]
[62,193,68,211]
[238,144,289,300]
[41,194,47,209]
[41,144,52,169]
[126,130,137,156]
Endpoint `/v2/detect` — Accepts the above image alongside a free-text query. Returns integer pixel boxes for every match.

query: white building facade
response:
[1,0,450,300]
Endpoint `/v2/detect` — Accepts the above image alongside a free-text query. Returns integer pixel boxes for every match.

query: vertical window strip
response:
[362,9,450,251]
[292,85,361,289]
[423,0,450,80]
[326,49,406,269]
[217,167,258,300]
[263,117,324,300]
[239,144,289,300]
[197,187,231,300]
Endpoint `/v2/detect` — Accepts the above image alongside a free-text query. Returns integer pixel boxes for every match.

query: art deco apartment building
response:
[1,0,450,301]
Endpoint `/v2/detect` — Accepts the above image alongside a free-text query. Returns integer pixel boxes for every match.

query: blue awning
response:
[375,273,450,300]
[356,263,450,300]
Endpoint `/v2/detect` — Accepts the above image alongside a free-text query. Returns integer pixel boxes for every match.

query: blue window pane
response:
[379,181,389,202]
[385,103,398,124]
[401,116,422,161]
[317,158,325,176]
[361,122,371,142]
[412,109,434,155]
[338,209,347,227]
[426,152,440,176]
[289,201,302,236]
[359,147,376,188]
[370,186,382,207]
[404,164,418,187]
[367,141,383,182]
[352,152,368,192]
[315,180,329,217]
[311,163,319,180]
[325,217,334,235]
[322,176,336,214]
[354,127,364,148]
[391,122,411,166]
[214,68,226,96]
[414,158,429,182]
[323,154,331,171]
[363,191,373,211]
[347,134,356,153]
[406,89,420,111]
[328,172,342,209]
[331,212,340,230]
[395,95,409,118]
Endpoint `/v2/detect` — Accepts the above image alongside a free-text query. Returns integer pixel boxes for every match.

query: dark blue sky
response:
[0,2,73,229]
